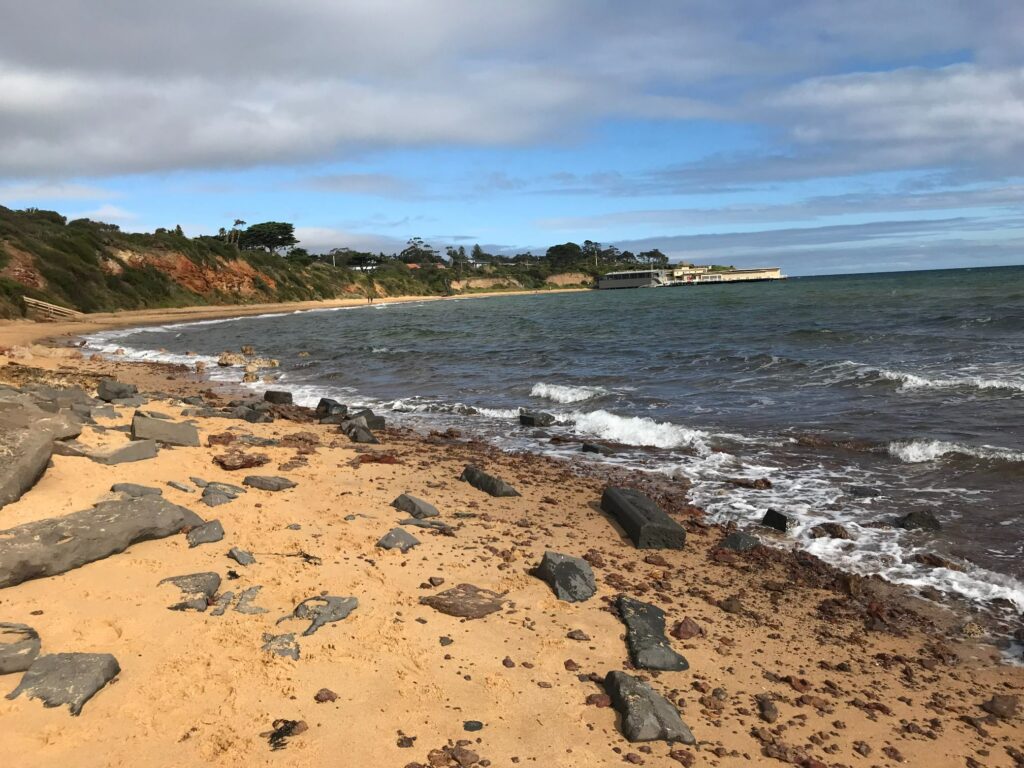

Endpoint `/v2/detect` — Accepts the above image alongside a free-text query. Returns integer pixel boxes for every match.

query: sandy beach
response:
[0,316,1021,768]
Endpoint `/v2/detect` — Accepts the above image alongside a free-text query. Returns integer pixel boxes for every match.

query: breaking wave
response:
[876,368,1024,394]
[530,382,606,403]
[888,439,1024,464]
[569,409,712,453]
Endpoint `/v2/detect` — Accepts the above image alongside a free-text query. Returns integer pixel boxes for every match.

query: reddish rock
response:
[671,618,704,640]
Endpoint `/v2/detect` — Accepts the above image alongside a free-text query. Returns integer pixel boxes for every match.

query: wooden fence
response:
[23,297,83,322]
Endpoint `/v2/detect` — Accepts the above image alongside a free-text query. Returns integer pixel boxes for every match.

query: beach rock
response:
[604,671,696,744]
[809,522,853,539]
[96,378,137,402]
[201,490,232,507]
[210,592,234,616]
[314,688,338,703]
[567,629,591,641]
[720,531,760,552]
[913,552,962,570]
[756,694,780,723]
[378,528,420,552]
[0,497,204,589]
[582,442,615,455]
[981,694,1018,719]
[130,412,199,447]
[277,595,358,636]
[264,390,293,405]
[110,483,162,498]
[206,481,246,498]
[617,596,689,671]
[0,401,83,508]
[392,493,439,519]
[227,547,256,566]
[896,509,942,531]
[96,439,159,464]
[5,652,120,716]
[0,623,41,674]
[234,585,269,615]
[318,412,350,425]
[261,633,299,660]
[167,481,193,493]
[670,618,704,641]
[532,551,596,602]
[158,572,221,611]
[342,422,379,444]
[399,518,454,533]
[520,411,555,427]
[761,509,789,532]
[350,409,385,430]
[243,475,297,492]
[847,484,882,498]
[420,583,506,619]
[600,487,686,550]
[213,450,270,470]
[186,519,224,547]
[459,465,520,497]
[315,398,346,417]
[218,352,246,367]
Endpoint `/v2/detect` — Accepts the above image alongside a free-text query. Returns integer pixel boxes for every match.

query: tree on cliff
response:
[238,221,297,255]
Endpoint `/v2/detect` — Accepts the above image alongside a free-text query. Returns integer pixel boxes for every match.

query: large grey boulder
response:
[6,652,121,716]
[341,418,379,444]
[243,475,297,492]
[264,390,293,405]
[0,496,204,589]
[316,398,347,418]
[617,596,689,671]
[391,493,439,519]
[131,412,199,447]
[377,527,420,552]
[459,465,520,497]
[520,411,556,428]
[600,487,686,549]
[533,551,596,602]
[350,409,385,430]
[96,378,137,403]
[277,596,358,636]
[0,623,41,674]
[604,671,695,744]
[0,401,82,509]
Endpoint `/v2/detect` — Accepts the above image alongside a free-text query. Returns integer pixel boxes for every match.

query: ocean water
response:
[86,266,1024,616]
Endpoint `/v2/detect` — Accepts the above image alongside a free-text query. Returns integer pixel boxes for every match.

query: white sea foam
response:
[877,368,1024,393]
[475,406,523,420]
[569,409,712,452]
[888,439,1024,464]
[530,382,606,403]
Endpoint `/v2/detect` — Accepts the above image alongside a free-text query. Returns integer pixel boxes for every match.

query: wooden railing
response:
[23,297,83,321]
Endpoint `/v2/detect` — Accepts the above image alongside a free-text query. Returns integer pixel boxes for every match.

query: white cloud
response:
[68,204,138,222]
[0,182,115,204]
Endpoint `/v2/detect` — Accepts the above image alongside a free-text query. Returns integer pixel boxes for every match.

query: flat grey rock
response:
[206,482,246,498]
[6,652,120,716]
[158,572,221,611]
[110,483,162,498]
[391,493,439,519]
[0,497,204,589]
[604,670,695,744]
[378,527,420,552]
[399,518,453,533]
[459,464,520,497]
[131,412,200,447]
[342,422,378,444]
[88,439,160,465]
[234,585,269,614]
[261,633,299,660]
[533,551,596,603]
[227,547,255,566]
[111,396,148,407]
[201,491,232,507]
[277,595,358,636]
[720,531,760,552]
[190,476,209,488]
[0,622,41,674]
[96,378,137,402]
[600,487,686,549]
[618,596,689,671]
[243,475,297,492]
[210,591,234,616]
[167,481,193,493]
[187,519,224,547]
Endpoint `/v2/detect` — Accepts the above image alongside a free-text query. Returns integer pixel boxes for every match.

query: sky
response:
[1,1,1023,276]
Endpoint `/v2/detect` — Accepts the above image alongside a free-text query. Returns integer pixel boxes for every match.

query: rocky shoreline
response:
[0,341,1021,767]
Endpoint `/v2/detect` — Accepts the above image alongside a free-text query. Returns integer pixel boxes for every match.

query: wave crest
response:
[888,439,1024,464]
[530,382,605,403]
[571,409,711,452]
